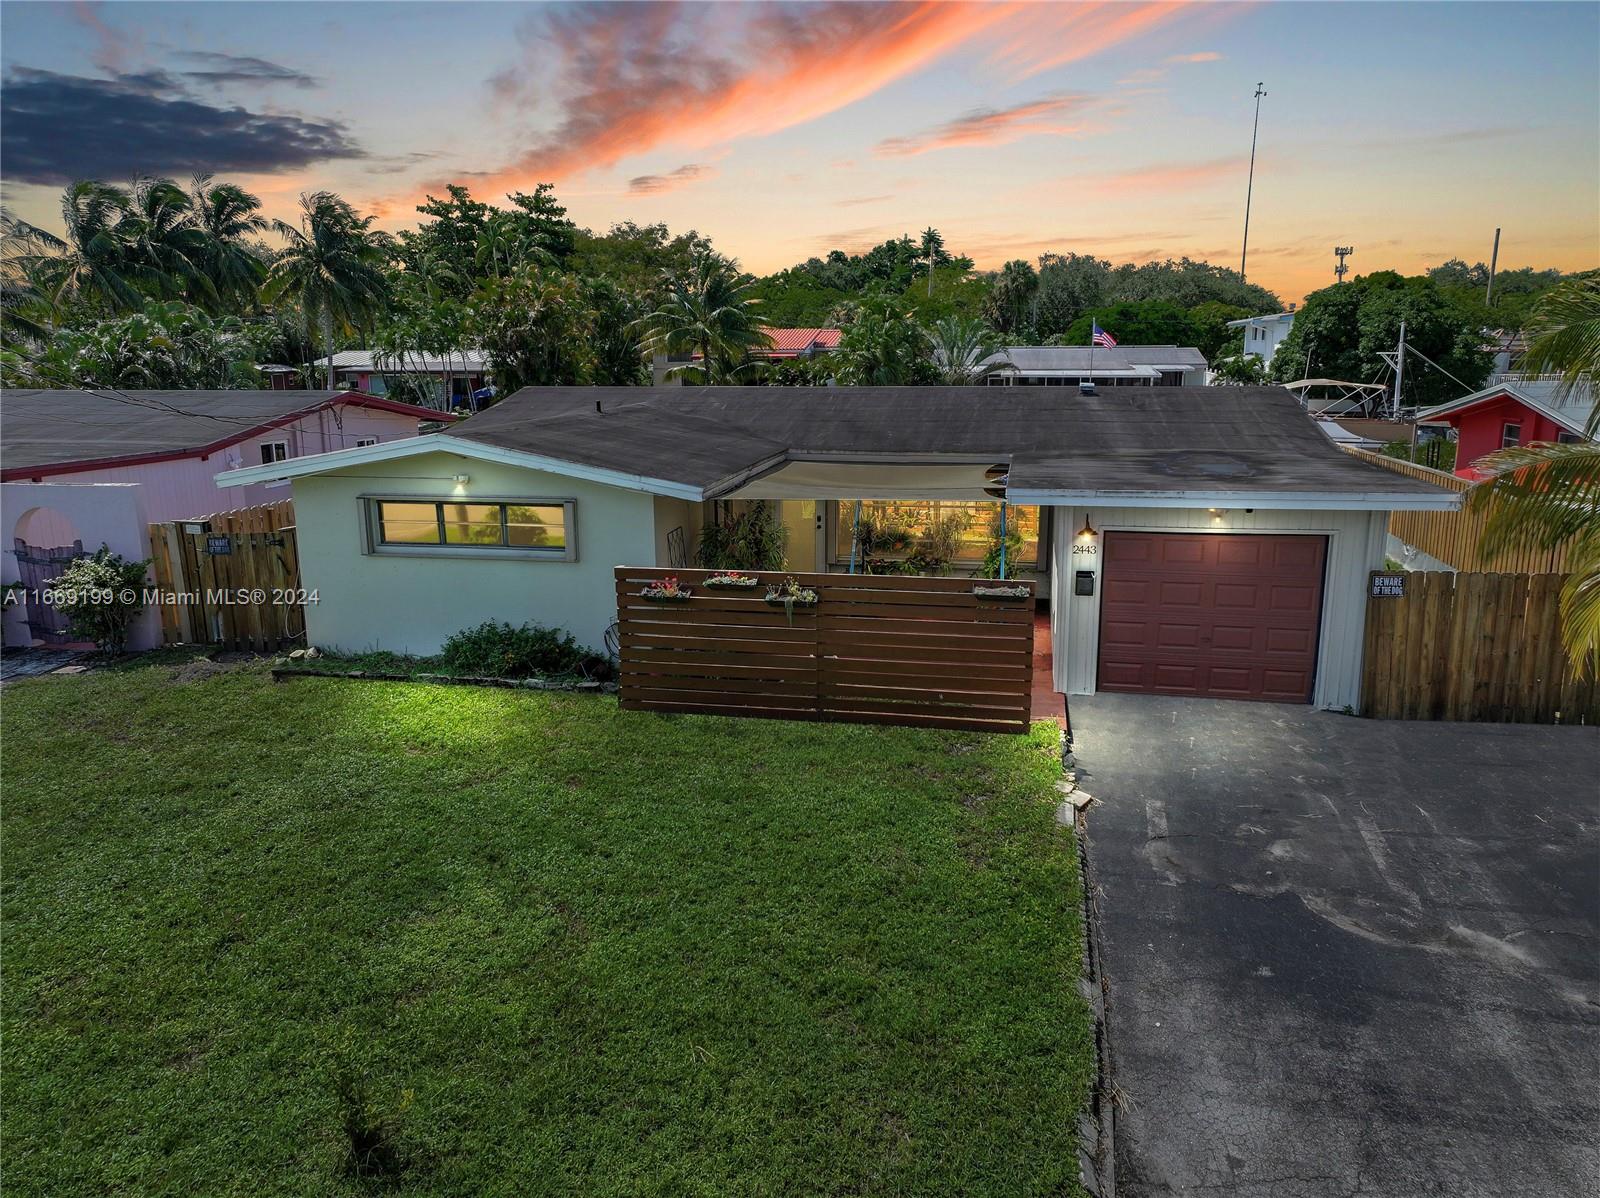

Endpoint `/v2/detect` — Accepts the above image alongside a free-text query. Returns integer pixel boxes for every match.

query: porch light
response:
[453,473,471,485]
[1077,516,1097,538]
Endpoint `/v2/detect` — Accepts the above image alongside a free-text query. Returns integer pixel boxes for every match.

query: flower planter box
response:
[704,576,761,590]
[640,589,693,602]
[972,585,1031,600]
[762,596,817,608]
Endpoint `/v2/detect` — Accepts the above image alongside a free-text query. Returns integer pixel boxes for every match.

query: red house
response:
[1417,379,1595,480]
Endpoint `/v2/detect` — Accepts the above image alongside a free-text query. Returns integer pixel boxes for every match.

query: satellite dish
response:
[984,462,1009,498]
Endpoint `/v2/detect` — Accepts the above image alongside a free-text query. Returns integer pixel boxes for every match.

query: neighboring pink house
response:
[2,389,454,648]
[1417,379,1595,480]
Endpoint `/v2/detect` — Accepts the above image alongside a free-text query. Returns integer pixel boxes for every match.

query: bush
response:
[47,546,150,652]
[439,621,609,679]
[697,500,787,571]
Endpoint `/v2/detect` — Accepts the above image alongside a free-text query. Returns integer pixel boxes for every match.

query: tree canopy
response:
[1269,272,1493,407]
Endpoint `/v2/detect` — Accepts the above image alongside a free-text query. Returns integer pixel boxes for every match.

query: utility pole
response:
[1485,227,1501,308]
[1240,82,1267,282]
[1392,320,1406,418]
[1334,245,1353,283]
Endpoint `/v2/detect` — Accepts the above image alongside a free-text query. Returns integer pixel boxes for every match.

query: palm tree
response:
[262,191,391,387]
[927,315,1008,384]
[188,173,269,312]
[43,180,141,311]
[119,175,215,305]
[1468,271,1600,666]
[1,210,72,339]
[920,226,944,298]
[634,252,770,384]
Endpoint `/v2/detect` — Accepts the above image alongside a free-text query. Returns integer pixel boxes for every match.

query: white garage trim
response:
[1050,506,1388,712]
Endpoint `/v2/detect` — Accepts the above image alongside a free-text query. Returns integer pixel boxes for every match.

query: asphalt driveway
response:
[1072,694,1599,1197]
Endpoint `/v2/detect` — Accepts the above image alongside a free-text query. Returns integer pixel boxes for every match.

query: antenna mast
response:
[1334,245,1353,284]
[1240,82,1267,282]
[1486,227,1501,307]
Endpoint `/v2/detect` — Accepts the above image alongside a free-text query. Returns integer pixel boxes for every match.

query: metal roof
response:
[1417,379,1597,438]
[1,389,450,478]
[982,345,1206,373]
[763,328,842,356]
[327,350,489,372]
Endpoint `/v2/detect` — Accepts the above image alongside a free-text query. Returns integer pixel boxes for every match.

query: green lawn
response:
[2,662,1091,1196]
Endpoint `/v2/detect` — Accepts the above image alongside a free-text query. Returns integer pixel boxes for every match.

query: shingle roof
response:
[441,385,1456,503]
[1,389,447,478]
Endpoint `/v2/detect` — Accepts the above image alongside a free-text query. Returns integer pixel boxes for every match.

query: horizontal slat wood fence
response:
[617,567,1035,733]
[1362,570,1597,723]
[1341,446,1569,573]
[147,500,305,652]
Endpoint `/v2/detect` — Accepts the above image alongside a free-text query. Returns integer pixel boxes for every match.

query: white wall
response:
[652,496,697,569]
[290,452,659,656]
[2,481,163,649]
[1049,505,1388,711]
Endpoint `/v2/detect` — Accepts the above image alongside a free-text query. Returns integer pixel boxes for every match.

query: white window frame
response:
[360,495,577,562]
[1501,422,1522,449]
[354,436,379,448]
[260,440,290,464]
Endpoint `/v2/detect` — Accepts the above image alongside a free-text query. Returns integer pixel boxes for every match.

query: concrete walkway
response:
[1073,694,1599,1198]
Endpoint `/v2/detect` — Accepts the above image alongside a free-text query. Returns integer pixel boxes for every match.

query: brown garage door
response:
[1097,532,1327,703]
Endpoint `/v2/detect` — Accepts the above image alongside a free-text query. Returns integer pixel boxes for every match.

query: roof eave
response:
[215,432,706,501]
[1004,487,1463,511]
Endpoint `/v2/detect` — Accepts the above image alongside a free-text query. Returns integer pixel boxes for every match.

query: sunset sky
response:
[2,0,1596,304]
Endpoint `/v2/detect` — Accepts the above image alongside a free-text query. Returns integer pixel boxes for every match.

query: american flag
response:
[1091,322,1117,348]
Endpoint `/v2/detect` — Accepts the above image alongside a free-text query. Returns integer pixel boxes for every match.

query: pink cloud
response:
[442,1,1198,196]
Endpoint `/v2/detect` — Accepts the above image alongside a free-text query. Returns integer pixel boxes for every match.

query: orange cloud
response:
[452,1,1194,195]
[1166,51,1222,63]
[874,93,1099,157]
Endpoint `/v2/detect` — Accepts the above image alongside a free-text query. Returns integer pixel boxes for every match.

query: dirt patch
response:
[170,658,247,685]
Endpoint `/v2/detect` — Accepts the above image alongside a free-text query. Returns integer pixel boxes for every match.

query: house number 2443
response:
[1072,543,1098,555]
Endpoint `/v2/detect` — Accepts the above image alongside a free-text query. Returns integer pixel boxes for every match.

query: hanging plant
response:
[763,576,818,624]
[640,575,693,602]
[704,572,761,589]
[972,583,1031,600]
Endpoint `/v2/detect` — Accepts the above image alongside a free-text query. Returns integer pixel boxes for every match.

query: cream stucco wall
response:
[291,451,658,656]
[1049,506,1389,712]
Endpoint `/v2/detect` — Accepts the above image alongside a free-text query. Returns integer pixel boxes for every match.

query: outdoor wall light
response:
[1077,516,1097,538]
[453,473,471,485]
[1209,508,1229,519]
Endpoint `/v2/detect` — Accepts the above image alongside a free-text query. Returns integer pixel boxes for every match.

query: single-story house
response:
[326,350,490,407]
[1226,309,1296,364]
[218,385,1458,711]
[1416,378,1596,479]
[981,345,1208,387]
[2,389,451,649]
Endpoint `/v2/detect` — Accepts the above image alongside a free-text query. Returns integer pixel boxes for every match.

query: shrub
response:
[439,620,609,679]
[697,500,787,571]
[47,546,150,652]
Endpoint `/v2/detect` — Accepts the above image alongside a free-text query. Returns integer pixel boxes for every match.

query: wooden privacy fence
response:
[1341,446,1568,573]
[616,567,1035,733]
[1362,570,1598,723]
[147,500,305,652]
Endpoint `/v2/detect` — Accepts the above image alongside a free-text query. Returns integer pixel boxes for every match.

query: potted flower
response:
[763,576,818,624]
[972,582,1032,600]
[704,572,761,590]
[640,575,693,602]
